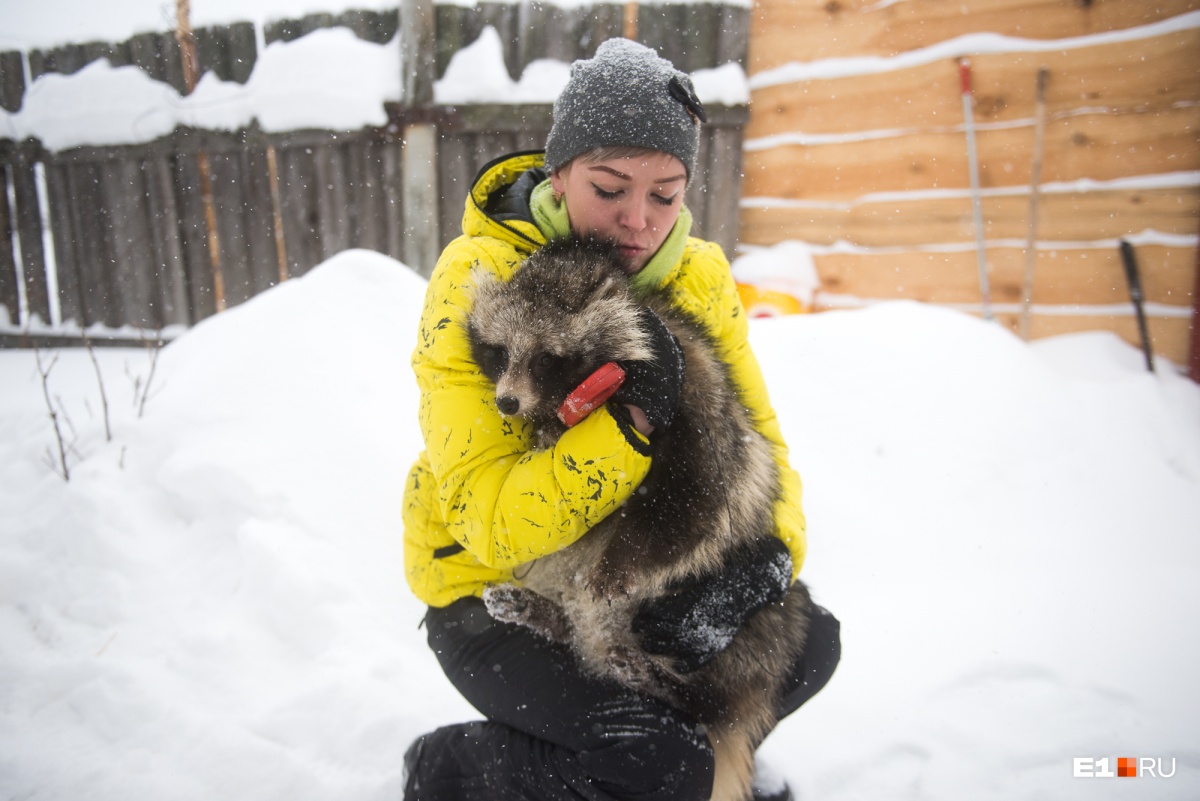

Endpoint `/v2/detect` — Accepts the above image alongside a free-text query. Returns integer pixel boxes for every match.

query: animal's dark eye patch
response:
[471,340,509,381]
[534,352,562,374]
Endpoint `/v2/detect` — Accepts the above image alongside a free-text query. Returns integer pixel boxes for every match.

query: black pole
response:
[1118,239,1155,373]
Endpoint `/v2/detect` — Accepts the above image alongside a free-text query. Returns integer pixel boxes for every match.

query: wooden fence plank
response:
[11,151,50,323]
[0,51,24,113]
[313,143,349,261]
[239,146,282,298]
[716,5,751,68]
[749,0,1199,69]
[739,185,1200,248]
[28,41,116,80]
[745,105,1200,201]
[0,163,17,321]
[746,29,1200,139]
[62,161,113,327]
[641,5,711,73]
[353,140,386,256]
[201,151,248,310]
[378,139,406,263]
[1019,313,1192,368]
[101,158,159,327]
[688,126,743,256]
[41,162,82,325]
[810,244,1197,308]
[340,9,401,44]
[436,133,478,261]
[196,23,257,84]
[143,154,191,326]
[275,144,322,279]
[171,152,217,321]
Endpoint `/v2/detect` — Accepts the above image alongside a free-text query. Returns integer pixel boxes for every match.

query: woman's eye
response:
[652,193,677,207]
[592,184,621,200]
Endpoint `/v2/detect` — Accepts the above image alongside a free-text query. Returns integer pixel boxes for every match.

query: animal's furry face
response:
[467,238,653,425]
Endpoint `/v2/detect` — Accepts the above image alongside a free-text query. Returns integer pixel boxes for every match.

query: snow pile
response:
[3,28,402,150]
[732,242,821,309]
[434,26,570,105]
[1,0,400,50]
[433,24,749,106]
[2,248,1198,799]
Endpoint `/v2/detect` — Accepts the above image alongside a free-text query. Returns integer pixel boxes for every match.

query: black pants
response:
[406,596,840,800]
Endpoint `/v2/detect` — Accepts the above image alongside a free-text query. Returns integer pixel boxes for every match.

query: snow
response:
[3,1,1199,795]
[2,28,403,150]
[433,26,571,105]
[3,247,1199,799]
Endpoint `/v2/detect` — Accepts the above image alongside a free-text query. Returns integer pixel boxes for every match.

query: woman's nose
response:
[618,198,647,232]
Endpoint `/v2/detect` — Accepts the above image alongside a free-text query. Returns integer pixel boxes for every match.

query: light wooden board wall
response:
[741,0,1199,367]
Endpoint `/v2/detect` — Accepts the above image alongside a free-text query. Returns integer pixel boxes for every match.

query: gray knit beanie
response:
[544,38,707,180]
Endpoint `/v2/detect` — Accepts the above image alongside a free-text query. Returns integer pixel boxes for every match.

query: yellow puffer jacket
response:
[402,152,806,607]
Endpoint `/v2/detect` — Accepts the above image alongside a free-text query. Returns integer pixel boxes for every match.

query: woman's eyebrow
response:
[586,165,687,185]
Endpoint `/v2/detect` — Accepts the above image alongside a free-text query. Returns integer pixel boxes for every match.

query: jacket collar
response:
[464,151,549,254]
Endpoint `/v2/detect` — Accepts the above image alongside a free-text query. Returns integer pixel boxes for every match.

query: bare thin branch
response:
[34,348,70,481]
[83,331,113,442]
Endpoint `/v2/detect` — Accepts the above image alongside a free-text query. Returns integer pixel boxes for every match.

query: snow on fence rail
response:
[0,2,750,342]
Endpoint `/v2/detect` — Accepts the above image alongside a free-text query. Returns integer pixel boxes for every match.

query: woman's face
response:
[550,151,687,273]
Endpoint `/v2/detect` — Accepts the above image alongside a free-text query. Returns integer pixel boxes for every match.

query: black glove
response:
[632,537,793,674]
[611,308,685,432]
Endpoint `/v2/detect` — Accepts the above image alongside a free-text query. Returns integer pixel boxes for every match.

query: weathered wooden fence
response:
[0,2,749,342]
[742,0,1199,369]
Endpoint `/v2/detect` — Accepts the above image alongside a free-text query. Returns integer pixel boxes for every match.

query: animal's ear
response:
[468,264,493,291]
[466,264,503,309]
[577,238,628,305]
[582,272,620,311]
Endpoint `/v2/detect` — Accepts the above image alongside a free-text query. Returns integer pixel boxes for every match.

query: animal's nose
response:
[497,396,520,415]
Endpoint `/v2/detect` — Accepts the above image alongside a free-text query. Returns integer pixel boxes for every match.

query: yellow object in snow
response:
[737,283,809,318]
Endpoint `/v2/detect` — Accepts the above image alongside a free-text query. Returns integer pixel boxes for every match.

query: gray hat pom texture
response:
[544,38,707,179]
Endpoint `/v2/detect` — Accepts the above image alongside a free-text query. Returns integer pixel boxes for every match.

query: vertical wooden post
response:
[11,144,50,325]
[623,2,639,40]
[176,0,226,313]
[0,157,19,323]
[1018,67,1049,342]
[400,0,440,278]
[265,143,289,284]
[1190,217,1200,384]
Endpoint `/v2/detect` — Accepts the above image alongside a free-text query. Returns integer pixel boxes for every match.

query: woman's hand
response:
[611,308,685,434]
[623,404,655,437]
[631,537,793,673]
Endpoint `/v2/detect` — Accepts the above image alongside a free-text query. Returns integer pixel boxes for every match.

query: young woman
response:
[401,38,840,801]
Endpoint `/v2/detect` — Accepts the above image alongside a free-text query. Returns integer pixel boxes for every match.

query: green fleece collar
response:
[530,178,692,299]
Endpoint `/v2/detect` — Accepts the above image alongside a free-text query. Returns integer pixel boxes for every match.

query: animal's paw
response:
[482,584,534,624]
[584,562,638,602]
[604,645,656,688]
[483,584,574,643]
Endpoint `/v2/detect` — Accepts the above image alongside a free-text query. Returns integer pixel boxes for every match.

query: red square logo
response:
[1118,757,1137,778]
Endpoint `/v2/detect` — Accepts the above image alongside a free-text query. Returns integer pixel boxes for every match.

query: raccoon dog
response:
[466,236,812,801]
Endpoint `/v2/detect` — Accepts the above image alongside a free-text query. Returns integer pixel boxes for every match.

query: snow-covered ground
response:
[2,248,1198,799]
[3,2,1199,796]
